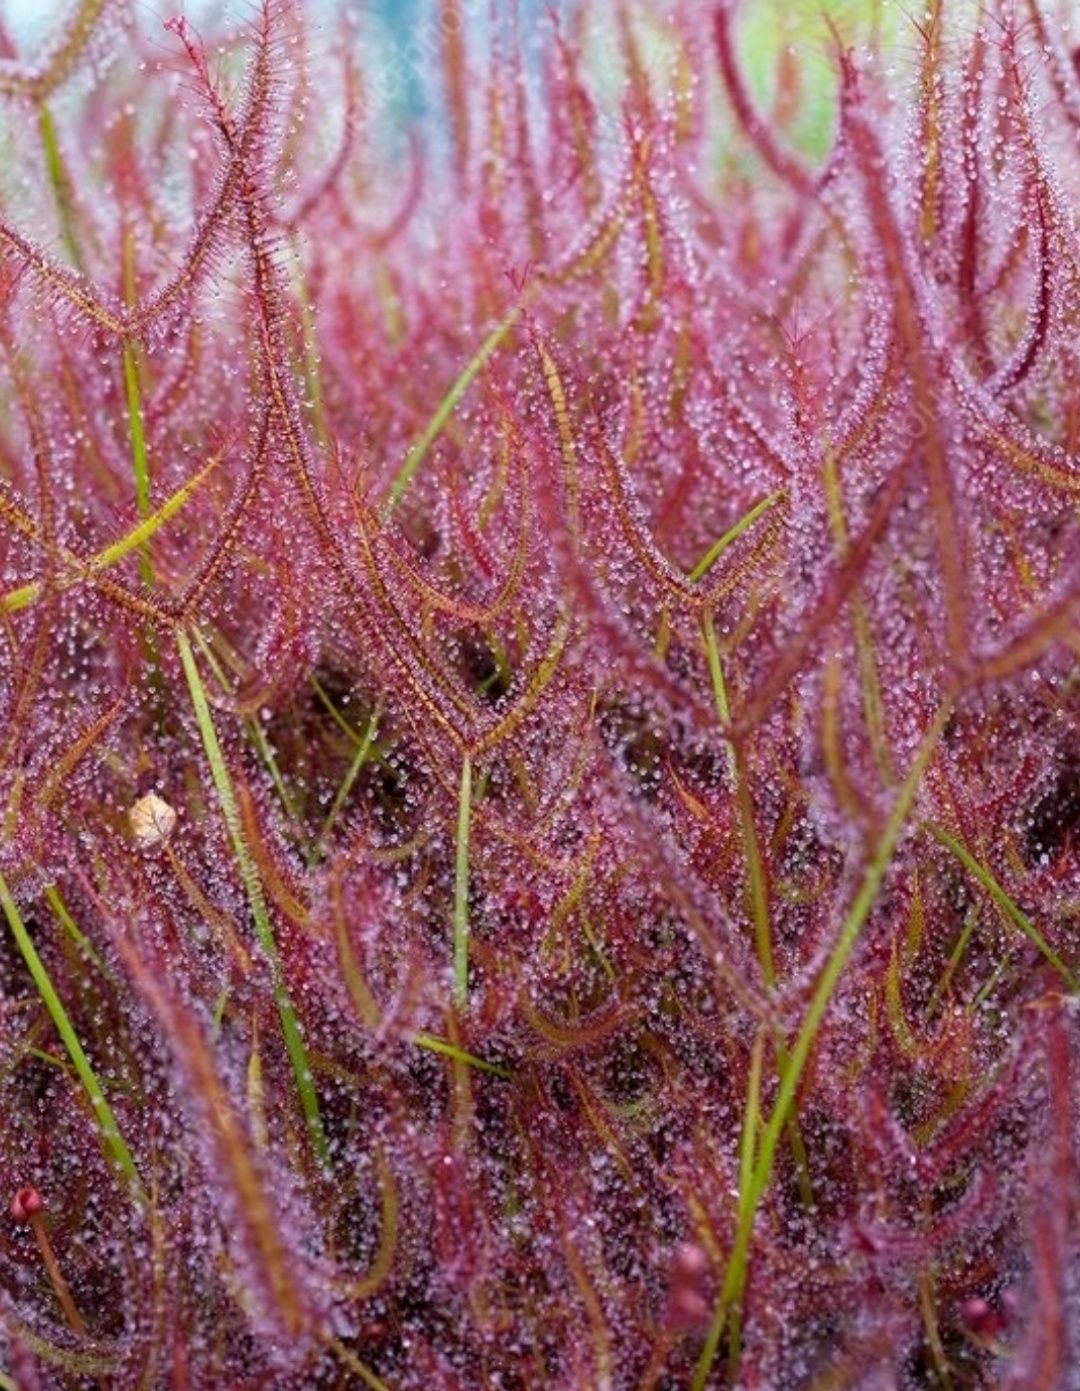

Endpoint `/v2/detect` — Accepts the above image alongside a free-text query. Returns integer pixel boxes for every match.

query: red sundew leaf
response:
[98,904,325,1350]
[1002,1005,1077,1386]
[841,75,972,674]
[987,187,1051,397]
[967,563,1080,685]
[30,693,128,814]
[355,467,532,627]
[0,11,275,349]
[944,357,1080,499]
[733,447,912,739]
[712,0,819,199]
[439,0,471,189]
[1023,0,1080,133]
[546,6,601,216]
[1000,29,1080,296]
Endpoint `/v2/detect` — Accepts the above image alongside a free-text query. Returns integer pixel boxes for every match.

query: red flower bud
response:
[9,1187,43,1224]
[961,1297,1007,1341]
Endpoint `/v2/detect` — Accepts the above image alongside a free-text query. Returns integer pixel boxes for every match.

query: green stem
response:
[453,754,473,1009]
[701,610,736,776]
[703,612,812,1204]
[1,456,218,615]
[385,295,534,515]
[192,628,301,831]
[119,304,163,707]
[703,612,776,984]
[327,1338,393,1391]
[694,707,946,1390]
[44,883,111,980]
[122,344,150,515]
[927,904,978,1014]
[177,628,328,1164]
[312,705,381,861]
[725,1029,765,1369]
[39,103,83,271]
[122,343,154,588]
[412,1032,510,1079]
[926,823,1079,993]
[689,491,783,584]
[0,869,144,1201]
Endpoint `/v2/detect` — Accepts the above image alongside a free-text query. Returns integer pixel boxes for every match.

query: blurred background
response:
[0,0,881,168]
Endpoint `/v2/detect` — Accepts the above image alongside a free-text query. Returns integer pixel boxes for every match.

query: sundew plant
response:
[0,0,1079,1386]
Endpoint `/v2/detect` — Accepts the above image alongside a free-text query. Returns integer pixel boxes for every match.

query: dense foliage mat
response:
[0,0,1079,1386]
